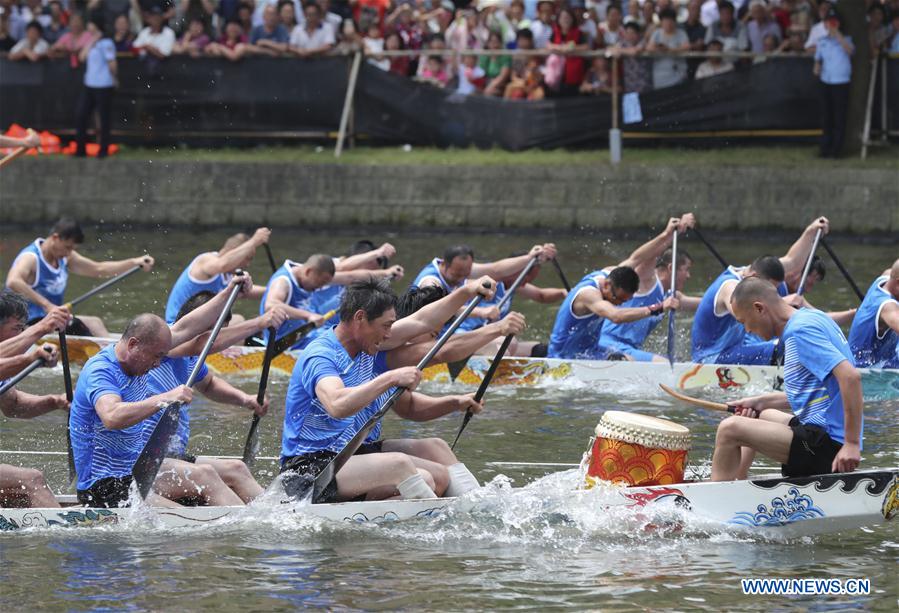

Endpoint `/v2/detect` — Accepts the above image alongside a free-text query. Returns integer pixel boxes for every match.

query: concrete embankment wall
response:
[2,159,896,234]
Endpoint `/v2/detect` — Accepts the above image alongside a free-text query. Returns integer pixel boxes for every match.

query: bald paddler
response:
[0,289,69,508]
[164,227,270,324]
[848,259,899,369]
[411,243,558,328]
[691,217,829,365]
[281,277,497,502]
[711,277,862,480]
[598,214,701,362]
[6,217,155,336]
[261,254,403,349]
[70,275,254,508]
[547,219,687,360]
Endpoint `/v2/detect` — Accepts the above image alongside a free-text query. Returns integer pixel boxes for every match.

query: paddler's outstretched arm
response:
[0,308,68,357]
[168,306,290,357]
[263,276,321,324]
[67,250,155,278]
[392,390,482,422]
[170,274,253,347]
[516,283,567,304]
[470,244,557,279]
[6,256,64,315]
[336,243,396,271]
[0,389,69,419]
[779,217,829,278]
[194,228,270,279]
[94,386,193,430]
[573,287,677,323]
[315,367,421,419]
[381,277,497,350]
[619,214,694,291]
[331,265,404,285]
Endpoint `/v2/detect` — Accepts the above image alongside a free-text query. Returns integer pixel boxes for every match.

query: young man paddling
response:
[598,214,701,362]
[164,227,271,324]
[6,217,155,336]
[280,277,496,502]
[547,217,690,360]
[711,277,862,481]
[691,216,829,365]
[848,259,899,369]
[0,289,69,508]
[70,275,255,508]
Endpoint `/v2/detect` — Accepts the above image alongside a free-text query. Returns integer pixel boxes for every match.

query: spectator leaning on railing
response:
[647,7,689,89]
[746,0,781,53]
[813,7,853,159]
[248,4,289,55]
[695,37,734,79]
[288,2,334,57]
[9,20,48,61]
[133,5,175,59]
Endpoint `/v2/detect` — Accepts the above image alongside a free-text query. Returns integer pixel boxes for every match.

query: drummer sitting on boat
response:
[710,277,863,481]
[280,277,495,503]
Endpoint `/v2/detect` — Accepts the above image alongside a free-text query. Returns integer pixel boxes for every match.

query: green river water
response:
[0,225,896,611]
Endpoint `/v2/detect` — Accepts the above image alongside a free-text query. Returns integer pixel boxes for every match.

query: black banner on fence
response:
[1,55,895,149]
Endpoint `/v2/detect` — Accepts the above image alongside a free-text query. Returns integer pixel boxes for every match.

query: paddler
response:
[0,289,69,508]
[70,275,254,508]
[598,214,701,362]
[847,259,899,369]
[547,218,687,360]
[260,253,403,350]
[146,291,290,503]
[280,277,496,502]
[711,276,862,480]
[5,217,155,336]
[690,216,829,365]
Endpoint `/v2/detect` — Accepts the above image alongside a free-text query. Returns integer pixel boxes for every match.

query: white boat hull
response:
[3,469,896,538]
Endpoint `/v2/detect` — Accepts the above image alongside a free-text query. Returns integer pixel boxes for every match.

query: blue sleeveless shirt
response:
[691,266,746,363]
[848,276,899,368]
[260,260,315,344]
[164,252,230,324]
[548,270,609,359]
[411,258,463,292]
[599,276,665,351]
[459,281,510,331]
[8,239,68,321]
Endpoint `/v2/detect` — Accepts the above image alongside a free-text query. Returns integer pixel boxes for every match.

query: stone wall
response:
[2,159,896,234]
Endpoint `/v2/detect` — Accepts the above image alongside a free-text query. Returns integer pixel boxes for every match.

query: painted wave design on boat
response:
[751,471,895,496]
[728,488,825,527]
[0,508,119,531]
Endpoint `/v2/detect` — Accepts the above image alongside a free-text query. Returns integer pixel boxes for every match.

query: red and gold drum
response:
[585,411,690,487]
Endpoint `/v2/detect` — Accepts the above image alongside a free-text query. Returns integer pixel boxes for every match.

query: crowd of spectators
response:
[2,0,899,97]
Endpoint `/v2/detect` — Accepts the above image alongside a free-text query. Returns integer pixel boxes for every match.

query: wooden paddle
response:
[550,258,572,292]
[64,260,148,310]
[291,284,490,503]
[0,357,45,396]
[665,229,678,368]
[689,228,728,270]
[450,333,513,451]
[796,228,822,297]
[58,331,76,484]
[659,383,735,413]
[132,278,245,500]
[241,327,278,468]
[0,129,37,170]
[820,238,864,302]
[446,256,539,382]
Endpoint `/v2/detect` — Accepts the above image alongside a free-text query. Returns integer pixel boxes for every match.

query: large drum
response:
[585,411,691,487]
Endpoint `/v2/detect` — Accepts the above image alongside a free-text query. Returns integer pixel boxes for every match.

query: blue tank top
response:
[260,260,315,343]
[548,270,609,359]
[70,344,164,490]
[459,281,510,331]
[848,276,899,368]
[599,276,665,350]
[164,252,230,324]
[8,239,68,321]
[411,258,463,292]
[145,355,208,456]
[281,328,392,461]
[691,266,746,363]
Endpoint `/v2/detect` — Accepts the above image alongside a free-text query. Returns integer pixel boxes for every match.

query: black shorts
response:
[28,315,92,337]
[781,417,843,478]
[280,441,384,503]
[77,476,133,508]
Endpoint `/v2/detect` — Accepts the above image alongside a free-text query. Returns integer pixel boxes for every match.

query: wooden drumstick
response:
[659,384,735,413]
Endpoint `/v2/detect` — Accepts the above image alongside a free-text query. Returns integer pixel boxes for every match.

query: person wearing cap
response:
[813,7,853,159]
[133,6,176,58]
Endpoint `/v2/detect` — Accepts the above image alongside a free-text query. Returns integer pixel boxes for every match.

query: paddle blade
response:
[242,415,262,468]
[132,404,181,499]
[447,357,469,382]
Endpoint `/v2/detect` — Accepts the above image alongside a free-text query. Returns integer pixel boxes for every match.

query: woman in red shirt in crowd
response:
[548,7,589,97]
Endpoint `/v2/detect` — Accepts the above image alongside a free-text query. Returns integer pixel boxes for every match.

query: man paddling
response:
[547,219,687,360]
[261,253,402,349]
[70,275,254,508]
[598,214,700,362]
[5,217,155,336]
[146,291,290,503]
[0,289,68,508]
[280,278,496,502]
[691,217,829,365]
[710,277,862,480]
[848,259,899,369]
[164,227,271,324]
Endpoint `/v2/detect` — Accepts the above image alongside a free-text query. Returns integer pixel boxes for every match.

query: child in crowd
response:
[580,56,612,95]
[385,30,410,76]
[364,23,390,70]
[419,55,449,87]
[113,14,135,52]
[456,53,486,95]
[205,19,248,61]
[174,17,211,56]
